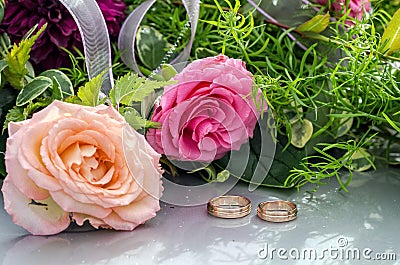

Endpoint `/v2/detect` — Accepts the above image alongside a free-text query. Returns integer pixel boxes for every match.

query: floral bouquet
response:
[0,0,399,235]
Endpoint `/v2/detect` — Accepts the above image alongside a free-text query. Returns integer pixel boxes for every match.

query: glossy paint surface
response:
[0,167,399,264]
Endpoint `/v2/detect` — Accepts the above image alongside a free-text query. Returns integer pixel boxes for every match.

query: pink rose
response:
[2,100,163,235]
[146,55,265,162]
[316,0,371,22]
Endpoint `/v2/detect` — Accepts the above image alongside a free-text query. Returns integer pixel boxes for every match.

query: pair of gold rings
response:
[207,195,297,223]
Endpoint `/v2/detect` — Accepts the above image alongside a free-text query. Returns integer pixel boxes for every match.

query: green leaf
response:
[334,115,353,138]
[0,59,7,72]
[51,78,63,100]
[16,76,52,106]
[4,24,47,89]
[63,96,80,104]
[136,26,167,70]
[189,164,218,182]
[0,87,17,108]
[110,72,176,106]
[214,128,306,188]
[0,0,5,24]
[160,64,178,81]
[130,79,175,104]
[252,131,306,187]
[296,13,330,34]
[40,69,74,98]
[22,98,53,117]
[120,107,147,130]
[24,61,35,83]
[160,156,178,177]
[0,59,7,86]
[199,19,219,27]
[382,112,400,132]
[344,148,374,172]
[290,119,313,148]
[76,72,103,106]
[380,8,400,55]
[145,120,162,129]
[120,106,161,130]
[3,106,25,132]
[261,139,306,188]
[23,23,41,40]
[216,170,230,182]
[0,32,12,56]
[110,72,141,106]
[3,97,53,132]
[195,47,218,59]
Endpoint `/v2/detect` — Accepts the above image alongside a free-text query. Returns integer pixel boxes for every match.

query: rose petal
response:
[72,213,111,229]
[112,193,160,225]
[50,190,112,219]
[2,178,70,235]
[8,120,28,136]
[5,137,50,200]
[101,212,139,231]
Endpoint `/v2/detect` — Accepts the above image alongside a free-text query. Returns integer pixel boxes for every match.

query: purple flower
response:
[0,0,127,71]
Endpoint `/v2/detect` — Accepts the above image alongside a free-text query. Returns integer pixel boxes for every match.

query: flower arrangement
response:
[0,0,400,235]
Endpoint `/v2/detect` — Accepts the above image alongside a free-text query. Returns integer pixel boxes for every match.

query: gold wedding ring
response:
[207,195,251,219]
[257,200,297,222]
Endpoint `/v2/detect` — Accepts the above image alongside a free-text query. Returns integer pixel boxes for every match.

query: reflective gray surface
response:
[0,167,399,265]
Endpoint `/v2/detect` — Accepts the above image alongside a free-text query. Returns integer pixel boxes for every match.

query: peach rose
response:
[2,100,163,235]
